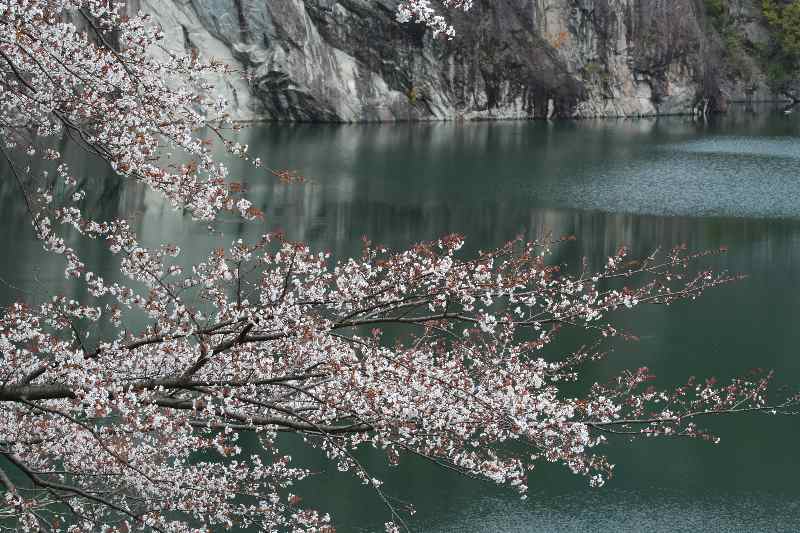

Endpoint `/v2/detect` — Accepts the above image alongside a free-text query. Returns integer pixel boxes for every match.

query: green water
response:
[3,106,800,531]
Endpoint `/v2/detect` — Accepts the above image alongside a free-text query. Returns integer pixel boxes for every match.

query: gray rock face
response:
[142,0,783,121]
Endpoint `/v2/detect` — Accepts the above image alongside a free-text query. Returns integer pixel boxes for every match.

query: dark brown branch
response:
[584,402,800,428]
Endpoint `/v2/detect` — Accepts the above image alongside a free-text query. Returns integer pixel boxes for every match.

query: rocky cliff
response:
[137,0,785,121]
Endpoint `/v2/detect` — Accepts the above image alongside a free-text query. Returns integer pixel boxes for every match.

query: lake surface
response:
[3,106,800,531]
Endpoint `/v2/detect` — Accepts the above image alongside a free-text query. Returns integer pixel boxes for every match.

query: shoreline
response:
[231,100,796,126]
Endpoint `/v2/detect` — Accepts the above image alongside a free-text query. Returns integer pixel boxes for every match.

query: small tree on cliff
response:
[762,0,800,96]
[0,2,796,532]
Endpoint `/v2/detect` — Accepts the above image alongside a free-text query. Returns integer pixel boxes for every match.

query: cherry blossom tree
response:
[0,1,796,532]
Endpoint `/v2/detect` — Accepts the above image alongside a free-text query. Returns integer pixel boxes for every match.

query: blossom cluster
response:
[396,0,474,38]
[0,0,259,221]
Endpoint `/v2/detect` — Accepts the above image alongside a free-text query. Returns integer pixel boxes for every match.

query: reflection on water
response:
[2,105,800,531]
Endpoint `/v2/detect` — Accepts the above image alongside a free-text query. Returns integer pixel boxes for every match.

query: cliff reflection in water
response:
[2,109,800,532]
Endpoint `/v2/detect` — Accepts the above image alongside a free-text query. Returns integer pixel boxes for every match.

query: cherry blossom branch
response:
[1,452,162,532]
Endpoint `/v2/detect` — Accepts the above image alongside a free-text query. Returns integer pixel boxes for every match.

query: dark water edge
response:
[233,99,797,125]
